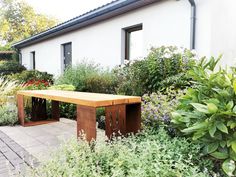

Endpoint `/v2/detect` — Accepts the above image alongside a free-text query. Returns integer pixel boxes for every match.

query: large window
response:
[30,51,35,70]
[124,24,143,60]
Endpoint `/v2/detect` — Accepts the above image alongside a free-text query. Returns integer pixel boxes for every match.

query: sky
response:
[24,0,112,22]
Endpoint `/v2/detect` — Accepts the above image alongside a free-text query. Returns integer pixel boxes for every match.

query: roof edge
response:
[13,0,159,48]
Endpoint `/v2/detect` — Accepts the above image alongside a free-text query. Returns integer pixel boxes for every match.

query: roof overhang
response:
[13,0,159,49]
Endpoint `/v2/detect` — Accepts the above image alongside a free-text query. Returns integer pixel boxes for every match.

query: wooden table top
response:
[17,90,141,107]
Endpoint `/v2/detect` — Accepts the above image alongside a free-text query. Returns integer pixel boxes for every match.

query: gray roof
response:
[13,0,159,48]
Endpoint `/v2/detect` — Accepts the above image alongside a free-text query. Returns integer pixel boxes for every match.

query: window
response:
[62,42,72,71]
[30,51,35,70]
[124,24,143,60]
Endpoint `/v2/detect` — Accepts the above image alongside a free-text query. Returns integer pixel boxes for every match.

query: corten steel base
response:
[77,105,97,142]
[17,96,60,127]
[77,103,141,141]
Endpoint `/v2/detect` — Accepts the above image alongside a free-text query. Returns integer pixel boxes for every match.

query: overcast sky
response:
[24,0,112,22]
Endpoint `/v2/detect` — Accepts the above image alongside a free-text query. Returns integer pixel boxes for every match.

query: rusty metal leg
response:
[17,95,25,126]
[52,101,60,121]
[77,105,96,142]
[126,103,141,134]
[31,97,47,121]
[105,104,126,139]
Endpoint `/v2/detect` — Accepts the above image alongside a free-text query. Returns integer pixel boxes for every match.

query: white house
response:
[13,0,236,76]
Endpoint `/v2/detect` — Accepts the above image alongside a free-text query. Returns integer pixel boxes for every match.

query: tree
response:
[0,0,58,48]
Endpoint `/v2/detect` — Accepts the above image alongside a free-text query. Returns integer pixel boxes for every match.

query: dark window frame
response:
[30,51,35,70]
[124,24,143,60]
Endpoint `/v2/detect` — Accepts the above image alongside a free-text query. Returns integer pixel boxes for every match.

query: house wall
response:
[210,0,236,67]
[20,0,191,76]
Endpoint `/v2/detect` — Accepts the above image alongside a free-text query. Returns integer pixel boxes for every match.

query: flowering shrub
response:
[142,89,184,133]
[23,79,50,90]
[10,70,53,84]
[115,46,197,96]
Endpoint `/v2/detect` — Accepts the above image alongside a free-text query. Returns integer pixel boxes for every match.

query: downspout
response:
[188,0,196,50]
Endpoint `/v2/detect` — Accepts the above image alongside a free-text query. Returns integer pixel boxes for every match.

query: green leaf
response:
[181,122,208,134]
[210,151,228,160]
[231,141,236,153]
[233,105,236,114]
[190,103,209,114]
[222,159,235,176]
[206,142,219,154]
[207,103,218,114]
[227,101,234,110]
[216,122,228,134]
[209,125,216,137]
[230,149,236,161]
[233,80,236,93]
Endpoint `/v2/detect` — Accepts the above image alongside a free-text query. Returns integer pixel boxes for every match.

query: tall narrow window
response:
[30,51,35,70]
[62,42,72,71]
[125,24,143,60]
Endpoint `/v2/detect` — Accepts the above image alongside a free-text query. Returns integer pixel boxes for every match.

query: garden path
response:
[0,118,105,176]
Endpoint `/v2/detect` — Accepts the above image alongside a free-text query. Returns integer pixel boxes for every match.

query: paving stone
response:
[0,130,39,176]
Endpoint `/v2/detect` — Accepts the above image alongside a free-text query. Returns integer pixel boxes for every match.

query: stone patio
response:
[0,118,105,176]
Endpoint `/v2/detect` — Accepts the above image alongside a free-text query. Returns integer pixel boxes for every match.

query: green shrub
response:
[55,61,117,94]
[30,129,215,177]
[115,46,196,96]
[48,84,75,91]
[142,89,184,134]
[0,60,26,75]
[171,56,236,176]
[0,104,18,125]
[10,70,53,83]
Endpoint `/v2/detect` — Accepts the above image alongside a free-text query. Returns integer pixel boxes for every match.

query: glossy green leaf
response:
[230,149,236,161]
[209,125,216,137]
[233,105,236,114]
[190,103,209,114]
[231,141,236,153]
[210,151,228,160]
[207,103,218,114]
[222,159,235,176]
[206,142,219,154]
[226,101,234,110]
[181,122,208,134]
[216,122,228,134]
[233,80,236,93]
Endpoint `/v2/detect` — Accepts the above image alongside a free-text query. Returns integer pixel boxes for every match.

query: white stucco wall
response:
[20,0,191,76]
[210,0,236,67]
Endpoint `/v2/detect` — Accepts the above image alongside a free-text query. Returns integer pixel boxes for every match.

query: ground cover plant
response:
[0,104,18,125]
[29,128,215,177]
[172,56,236,176]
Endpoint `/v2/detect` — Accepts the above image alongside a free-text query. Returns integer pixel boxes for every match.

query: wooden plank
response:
[17,95,25,126]
[17,90,141,107]
[77,105,96,141]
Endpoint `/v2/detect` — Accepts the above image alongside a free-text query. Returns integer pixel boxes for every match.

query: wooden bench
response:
[17,90,141,141]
